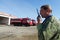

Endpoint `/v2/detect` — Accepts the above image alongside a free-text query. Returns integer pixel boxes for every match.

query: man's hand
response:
[37,15,41,24]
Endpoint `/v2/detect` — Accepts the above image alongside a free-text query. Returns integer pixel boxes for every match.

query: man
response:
[37,5,60,40]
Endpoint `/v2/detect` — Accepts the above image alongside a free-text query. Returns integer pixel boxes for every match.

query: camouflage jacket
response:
[37,16,60,40]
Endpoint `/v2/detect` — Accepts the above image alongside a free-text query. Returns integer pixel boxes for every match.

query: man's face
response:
[40,8,46,18]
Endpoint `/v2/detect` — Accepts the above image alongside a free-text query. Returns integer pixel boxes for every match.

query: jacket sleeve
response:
[37,23,42,30]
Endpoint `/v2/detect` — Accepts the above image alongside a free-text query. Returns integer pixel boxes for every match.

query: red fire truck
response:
[10,18,36,26]
[10,18,22,26]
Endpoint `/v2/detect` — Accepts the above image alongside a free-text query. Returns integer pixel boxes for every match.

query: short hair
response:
[41,5,51,10]
[41,5,52,12]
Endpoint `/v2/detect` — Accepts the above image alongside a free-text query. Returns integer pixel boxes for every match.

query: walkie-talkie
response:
[36,8,41,23]
[36,9,40,17]
[36,9,41,20]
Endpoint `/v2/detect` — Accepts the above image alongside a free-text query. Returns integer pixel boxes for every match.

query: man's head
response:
[40,5,52,18]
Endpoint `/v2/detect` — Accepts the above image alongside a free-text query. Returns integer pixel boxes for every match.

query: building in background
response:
[0,12,17,25]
